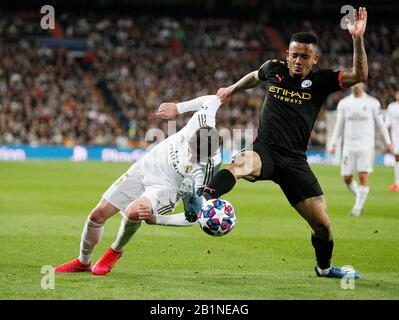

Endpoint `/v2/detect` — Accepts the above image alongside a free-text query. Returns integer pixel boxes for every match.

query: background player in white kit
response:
[54,95,222,275]
[385,90,399,192]
[330,83,393,216]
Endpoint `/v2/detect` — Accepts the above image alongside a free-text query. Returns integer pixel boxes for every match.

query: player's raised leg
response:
[203,150,262,199]
[92,197,151,275]
[295,196,360,278]
[54,199,119,273]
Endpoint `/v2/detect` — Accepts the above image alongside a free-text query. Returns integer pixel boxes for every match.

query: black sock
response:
[311,234,334,269]
[202,169,236,200]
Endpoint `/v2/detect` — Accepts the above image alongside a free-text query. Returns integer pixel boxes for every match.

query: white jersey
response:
[140,95,221,190]
[330,93,391,151]
[103,95,222,216]
[386,101,399,138]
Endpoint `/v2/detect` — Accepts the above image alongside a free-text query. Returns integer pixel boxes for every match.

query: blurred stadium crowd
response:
[0,11,398,150]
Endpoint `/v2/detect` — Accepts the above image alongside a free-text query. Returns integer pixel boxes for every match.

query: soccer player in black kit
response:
[185,8,368,279]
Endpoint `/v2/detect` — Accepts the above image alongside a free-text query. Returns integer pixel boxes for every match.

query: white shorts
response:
[341,148,374,176]
[102,161,178,215]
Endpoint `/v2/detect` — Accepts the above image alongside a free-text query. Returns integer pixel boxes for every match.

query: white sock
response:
[79,218,104,265]
[346,181,358,197]
[316,265,331,275]
[395,162,399,185]
[111,217,141,252]
[353,185,370,212]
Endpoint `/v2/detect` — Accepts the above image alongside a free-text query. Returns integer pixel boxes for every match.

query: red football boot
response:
[92,248,122,276]
[54,258,91,273]
[390,184,399,192]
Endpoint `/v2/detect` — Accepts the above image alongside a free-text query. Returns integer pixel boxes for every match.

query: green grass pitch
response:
[0,160,398,300]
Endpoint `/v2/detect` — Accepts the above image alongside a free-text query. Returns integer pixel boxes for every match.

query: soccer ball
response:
[197,199,236,236]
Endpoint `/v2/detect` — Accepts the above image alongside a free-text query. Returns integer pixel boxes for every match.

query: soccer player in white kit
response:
[54,95,222,275]
[330,83,393,216]
[385,90,399,192]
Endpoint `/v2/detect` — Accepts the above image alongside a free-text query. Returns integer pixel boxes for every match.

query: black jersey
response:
[256,59,345,156]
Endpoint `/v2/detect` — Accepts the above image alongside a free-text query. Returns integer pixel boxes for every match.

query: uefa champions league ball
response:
[197,199,236,236]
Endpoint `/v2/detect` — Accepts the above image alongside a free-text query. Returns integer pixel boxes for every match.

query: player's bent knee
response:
[89,207,108,224]
[230,152,261,179]
[227,164,243,179]
[89,200,119,224]
[343,176,352,184]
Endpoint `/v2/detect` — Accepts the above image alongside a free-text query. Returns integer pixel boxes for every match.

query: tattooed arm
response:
[216,71,263,105]
[341,7,368,87]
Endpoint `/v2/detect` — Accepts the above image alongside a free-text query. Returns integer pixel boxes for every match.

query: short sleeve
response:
[315,69,345,95]
[257,60,273,81]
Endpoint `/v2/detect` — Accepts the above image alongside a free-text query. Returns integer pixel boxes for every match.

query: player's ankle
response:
[316,265,331,275]
[78,258,91,266]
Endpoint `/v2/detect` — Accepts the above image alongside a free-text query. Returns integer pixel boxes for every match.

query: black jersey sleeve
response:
[315,69,345,95]
[257,60,273,81]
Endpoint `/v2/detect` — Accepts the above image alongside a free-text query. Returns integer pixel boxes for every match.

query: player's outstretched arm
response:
[157,95,220,119]
[341,7,368,88]
[217,71,263,105]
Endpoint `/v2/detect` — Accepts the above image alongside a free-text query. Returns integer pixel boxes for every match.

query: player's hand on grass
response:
[138,203,156,224]
[157,102,178,119]
[346,7,367,38]
[217,87,233,105]
[387,144,394,154]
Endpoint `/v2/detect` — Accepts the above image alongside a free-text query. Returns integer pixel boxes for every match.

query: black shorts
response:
[248,142,323,207]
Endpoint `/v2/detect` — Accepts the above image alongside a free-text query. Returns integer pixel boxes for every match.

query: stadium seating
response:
[1,12,397,150]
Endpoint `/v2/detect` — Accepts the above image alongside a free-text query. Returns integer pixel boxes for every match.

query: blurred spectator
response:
[0,11,398,151]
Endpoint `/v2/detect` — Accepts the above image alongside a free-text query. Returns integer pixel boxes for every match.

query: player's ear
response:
[285,49,289,61]
[312,45,320,66]
[313,53,320,66]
